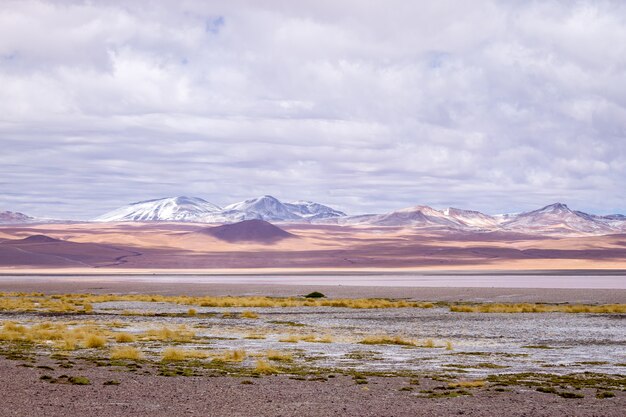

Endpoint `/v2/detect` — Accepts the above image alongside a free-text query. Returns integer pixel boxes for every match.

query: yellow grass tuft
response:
[278,334,333,343]
[241,311,259,319]
[450,303,626,314]
[449,380,486,388]
[218,349,247,362]
[360,335,415,346]
[111,346,143,360]
[114,332,136,343]
[266,349,293,362]
[144,326,195,342]
[254,359,278,374]
[187,308,197,316]
[445,341,454,351]
[422,338,435,348]
[84,334,107,348]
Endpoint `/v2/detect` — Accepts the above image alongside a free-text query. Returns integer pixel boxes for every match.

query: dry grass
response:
[254,359,278,374]
[244,333,266,340]
[360,335,416,346]
[143,326,195,342]
[187,308,197,316]
[445,341,454,351]
[85,334,107,348]
[114,332,136,343]
[449,380,486,388]
[217,349,247,362]
[4,292,622,314]
[278,334,333,343]
[0,292,439,312]
[0,321,112,350]
[265,349,293,362]
[241,311,259,319]
[422,338,435,348]
[450,303,626,314]
[111,346,143,360]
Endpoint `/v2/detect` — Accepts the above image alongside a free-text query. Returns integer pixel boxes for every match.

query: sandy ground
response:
[2,222,626,270]
[0,358,623,417]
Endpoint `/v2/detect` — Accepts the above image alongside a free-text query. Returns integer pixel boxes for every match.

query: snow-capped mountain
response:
[284,201,346,220]
[89,197,625,235]
[222,195,302,222]
[324,202,623,235]
[94,196,222,222]
[331,205,497,230]
[444,207,500,228]
[0,211,34,224]
[93,195,347,224]
[499,203,614,234]
[364,206,463,228]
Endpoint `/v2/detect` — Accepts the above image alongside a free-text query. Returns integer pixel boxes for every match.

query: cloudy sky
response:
[1,0,625,219]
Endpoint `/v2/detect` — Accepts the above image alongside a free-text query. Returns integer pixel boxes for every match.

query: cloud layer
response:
[1,0,625,219]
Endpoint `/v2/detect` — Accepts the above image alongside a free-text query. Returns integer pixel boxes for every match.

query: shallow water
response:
[90,301,626,377]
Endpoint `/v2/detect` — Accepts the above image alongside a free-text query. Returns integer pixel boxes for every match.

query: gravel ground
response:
[0,358,624,417]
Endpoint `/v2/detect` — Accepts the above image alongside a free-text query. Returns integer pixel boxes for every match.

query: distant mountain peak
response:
[540,202,571,212]
[0,211,35,224]
[95,196,222,222]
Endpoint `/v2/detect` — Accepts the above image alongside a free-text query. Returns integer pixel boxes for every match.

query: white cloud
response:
[0,0,625,218]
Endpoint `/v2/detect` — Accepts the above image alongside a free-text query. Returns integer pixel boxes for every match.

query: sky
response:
[1,0,625,219]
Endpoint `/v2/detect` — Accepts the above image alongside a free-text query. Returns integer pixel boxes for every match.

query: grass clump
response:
[449,380,486,389]
[254,359,278,374]
[244,333,266,340]
[110,346,143,360]
[162,348,209,362]
[596,391,615,399]
[143,326,195,342]
[114,333,136,343]
[241,311,259,319]
[84,334,107,349]
[422,339,435,348]
[266,350,293,362]
[279,334,332,343]
[360,335,415,346]
[69,376,91,385]
[216,349,246,362]
[450,303,626,314]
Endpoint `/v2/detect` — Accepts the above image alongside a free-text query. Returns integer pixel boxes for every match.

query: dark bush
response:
[304,291,325,298]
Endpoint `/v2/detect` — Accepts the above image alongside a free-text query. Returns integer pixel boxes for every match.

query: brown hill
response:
[0,234,140,267]
[199,219,295,243]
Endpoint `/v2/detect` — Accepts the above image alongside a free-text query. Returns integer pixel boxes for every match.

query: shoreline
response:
[1,268,626,276]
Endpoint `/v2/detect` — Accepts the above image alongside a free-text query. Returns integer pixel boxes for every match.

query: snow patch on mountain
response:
[284,201,346,220]
[94,196,222,222]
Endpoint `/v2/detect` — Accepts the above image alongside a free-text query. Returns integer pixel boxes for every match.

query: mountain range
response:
[94,195,346,224]
[2,196,626,236]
